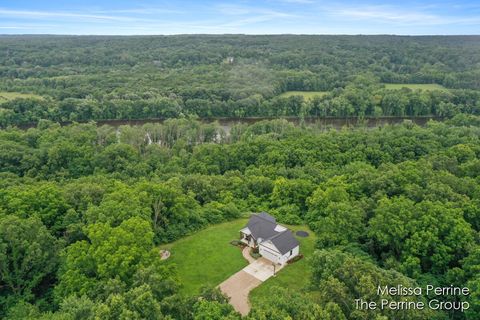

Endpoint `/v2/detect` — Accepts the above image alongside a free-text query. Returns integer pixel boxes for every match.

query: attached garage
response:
[258,230,299,265]
[259,244,281,264]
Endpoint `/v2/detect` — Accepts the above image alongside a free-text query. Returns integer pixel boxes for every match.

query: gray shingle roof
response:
[267,230,299,255]
[244,212,299,254]
[257,212,276,223]
[246,213,278,240]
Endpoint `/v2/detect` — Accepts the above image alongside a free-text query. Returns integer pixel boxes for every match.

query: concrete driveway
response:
[218,270,261,316]
[218,250,285,315]
[243,257,280,281]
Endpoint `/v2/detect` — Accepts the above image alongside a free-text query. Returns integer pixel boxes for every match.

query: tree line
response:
[0,115,479,319]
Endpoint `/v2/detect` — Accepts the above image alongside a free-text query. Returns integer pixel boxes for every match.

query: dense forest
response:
[0,35,479,319]
[0,115,479,319]
[0,35,480,126]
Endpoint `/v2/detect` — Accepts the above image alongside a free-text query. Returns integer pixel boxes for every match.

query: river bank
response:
[18,116,445,133]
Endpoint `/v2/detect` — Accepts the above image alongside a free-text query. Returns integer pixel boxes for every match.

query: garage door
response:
[259,247,279,264]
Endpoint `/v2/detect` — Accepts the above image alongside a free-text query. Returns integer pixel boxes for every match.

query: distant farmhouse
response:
[240,212,299,265]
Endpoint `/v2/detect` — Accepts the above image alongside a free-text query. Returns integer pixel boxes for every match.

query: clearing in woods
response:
[159,219,248,295]
[383,83,449,91]
[159,218,316,300]
[278,91,328,100]
[0,91,44,102]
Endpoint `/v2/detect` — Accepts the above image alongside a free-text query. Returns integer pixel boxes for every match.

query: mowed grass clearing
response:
[383,83,449,91]
[249,223,316,305]
[0,91,44,102]
[160,218,316,299]
[278,91,328,100]
[160,219,248,295]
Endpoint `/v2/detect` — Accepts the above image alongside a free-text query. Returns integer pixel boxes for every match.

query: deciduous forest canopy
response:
[0,35,479,126]
[0,34,479,320]
[0,115,479,319]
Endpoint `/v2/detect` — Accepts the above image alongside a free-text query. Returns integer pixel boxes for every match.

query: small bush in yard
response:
[230,239,244,246]
[250,250,262,259]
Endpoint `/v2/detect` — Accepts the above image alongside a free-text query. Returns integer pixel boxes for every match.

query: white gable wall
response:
[240,227,251,235]
[260,240,277,252]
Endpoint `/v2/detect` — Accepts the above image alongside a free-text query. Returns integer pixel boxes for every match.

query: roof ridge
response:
[252,213,277,224]
[265,229,289,241]
[265,229,299,255]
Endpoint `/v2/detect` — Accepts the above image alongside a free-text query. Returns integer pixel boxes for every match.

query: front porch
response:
[240,228,255,247]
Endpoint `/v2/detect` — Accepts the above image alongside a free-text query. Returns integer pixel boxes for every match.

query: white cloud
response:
[214,3,297,29]
[279,0,315,4]
[0,2,478,35]
[332,6,441,24]
[95,8,184,15]
[328,5,480,26]
[0,8,136,22]
[216,4,252,15]
[216,4,294,17]
[0,23,59,30]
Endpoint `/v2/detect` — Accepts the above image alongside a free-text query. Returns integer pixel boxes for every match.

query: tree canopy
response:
[0,116,478,319]
[1,35,480,126]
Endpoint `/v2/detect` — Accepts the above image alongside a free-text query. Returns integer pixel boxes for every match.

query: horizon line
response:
[1,33,480,37]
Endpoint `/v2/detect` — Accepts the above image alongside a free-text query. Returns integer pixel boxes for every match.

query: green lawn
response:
[160,219,248,295]
[383,83,449,91]
[249,224,316,305]
[278,91,328,100]
[0,91,44,102]
[161,219,316,299]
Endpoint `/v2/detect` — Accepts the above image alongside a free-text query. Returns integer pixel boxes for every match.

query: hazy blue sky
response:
[0,0,479,35]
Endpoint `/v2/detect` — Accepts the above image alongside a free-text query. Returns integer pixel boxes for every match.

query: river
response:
[19,116,445,133]
[92,116,444,134]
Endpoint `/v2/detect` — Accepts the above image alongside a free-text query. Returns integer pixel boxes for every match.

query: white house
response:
[240,212,299,265]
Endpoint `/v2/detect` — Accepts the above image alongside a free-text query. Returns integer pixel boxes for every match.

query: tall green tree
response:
[0,215,60,315]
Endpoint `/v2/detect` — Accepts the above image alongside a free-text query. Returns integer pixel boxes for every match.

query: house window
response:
[290,250,292,256]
